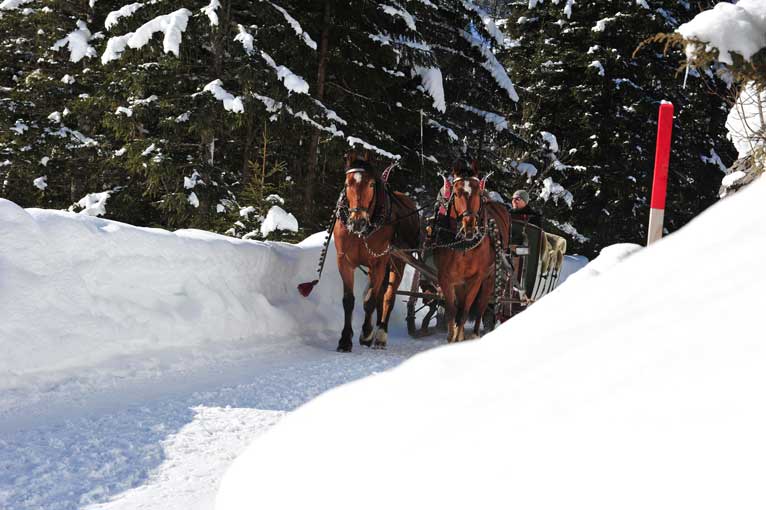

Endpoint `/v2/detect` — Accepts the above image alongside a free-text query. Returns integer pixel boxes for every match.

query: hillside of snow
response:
[0,198,349,395]
[217,178,766,510]
[0,197,585,400]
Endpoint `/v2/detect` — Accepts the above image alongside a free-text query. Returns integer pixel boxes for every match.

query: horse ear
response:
[345,151,354,168]
[471,160,479,177]
[480,171,493,192]
[363,150,371,162]
[441,174,452,199]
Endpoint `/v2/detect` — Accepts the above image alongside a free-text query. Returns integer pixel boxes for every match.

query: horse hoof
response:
[337,341,352,353]
[360,329,373,347]
[372,329,388,349]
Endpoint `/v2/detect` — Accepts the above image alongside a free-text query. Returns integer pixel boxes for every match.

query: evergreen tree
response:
[667,1,766,196]
[1,0,523,237]
[0,2,107,212]
[495,0,733,256]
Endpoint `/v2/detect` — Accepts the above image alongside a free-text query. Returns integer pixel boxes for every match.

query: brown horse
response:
[333,152,420,352]
[433,160,509,342]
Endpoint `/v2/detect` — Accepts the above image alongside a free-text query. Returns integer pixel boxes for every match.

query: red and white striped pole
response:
[647,101,674,245]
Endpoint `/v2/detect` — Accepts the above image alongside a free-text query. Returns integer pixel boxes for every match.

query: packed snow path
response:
[0,330,441,510]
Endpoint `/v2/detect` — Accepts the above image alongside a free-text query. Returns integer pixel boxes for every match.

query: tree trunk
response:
[304,0,332,219]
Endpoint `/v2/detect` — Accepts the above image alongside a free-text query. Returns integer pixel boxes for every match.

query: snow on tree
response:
[673,0,766,197]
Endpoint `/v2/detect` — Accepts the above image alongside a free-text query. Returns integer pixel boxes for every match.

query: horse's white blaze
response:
[464,181,472,195]
[352,172,363,183]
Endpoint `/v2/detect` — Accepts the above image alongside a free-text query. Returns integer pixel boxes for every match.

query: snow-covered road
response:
[0,330,441,510]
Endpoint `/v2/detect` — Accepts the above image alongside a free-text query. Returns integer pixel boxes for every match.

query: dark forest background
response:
[0,0,734,257]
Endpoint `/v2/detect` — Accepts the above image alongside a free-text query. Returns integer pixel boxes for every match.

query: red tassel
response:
[297,280,319,297]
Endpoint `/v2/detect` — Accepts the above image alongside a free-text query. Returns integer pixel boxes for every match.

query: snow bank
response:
[0,200,345,392]
[217,178,766,510]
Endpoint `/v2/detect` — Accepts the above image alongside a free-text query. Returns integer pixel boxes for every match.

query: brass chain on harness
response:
[489,218,505,324]
[425,192,489,252]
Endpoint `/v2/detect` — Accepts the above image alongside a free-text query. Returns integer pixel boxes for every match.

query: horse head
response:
[343,150,377,235]
[450,159,483,241]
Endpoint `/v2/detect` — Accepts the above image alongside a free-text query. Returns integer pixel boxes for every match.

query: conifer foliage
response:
[492,0,734,254]
[0,0,736,254]
[0,0,522,237]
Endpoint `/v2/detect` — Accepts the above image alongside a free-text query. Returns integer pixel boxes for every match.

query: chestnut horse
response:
[433,160,509,342]
[333,152,420,352]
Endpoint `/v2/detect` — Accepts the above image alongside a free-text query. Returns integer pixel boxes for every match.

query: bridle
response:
[430,171,494,249]
[344,167,377,218]
[450,176,484,222]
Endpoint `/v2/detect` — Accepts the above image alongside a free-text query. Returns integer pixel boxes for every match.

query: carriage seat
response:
[540,233,567,276]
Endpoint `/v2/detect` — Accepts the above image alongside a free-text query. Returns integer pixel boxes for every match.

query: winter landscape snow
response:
[1,0,765,509]
[2,176,765,510]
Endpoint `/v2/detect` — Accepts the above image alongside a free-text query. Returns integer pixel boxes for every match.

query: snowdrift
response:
[217,178,766,510]
[0,200,346,392]
[0,199,583,395]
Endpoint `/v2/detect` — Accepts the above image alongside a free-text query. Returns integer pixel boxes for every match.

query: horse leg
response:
[441,282,458,343]
[472,275,494,338]
[453,283,475,342]
[360,261,386,348]
[458,277,484,341]
[359,281,375,346]
[374,258,404,349]
[337,262,355,352]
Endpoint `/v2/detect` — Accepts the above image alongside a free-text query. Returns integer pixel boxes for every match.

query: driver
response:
[509,190,543,225]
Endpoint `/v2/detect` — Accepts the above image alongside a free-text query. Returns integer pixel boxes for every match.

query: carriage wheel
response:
[405,268,442,338]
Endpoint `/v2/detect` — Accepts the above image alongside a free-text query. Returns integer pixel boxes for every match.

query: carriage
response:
[392,216,568,337]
